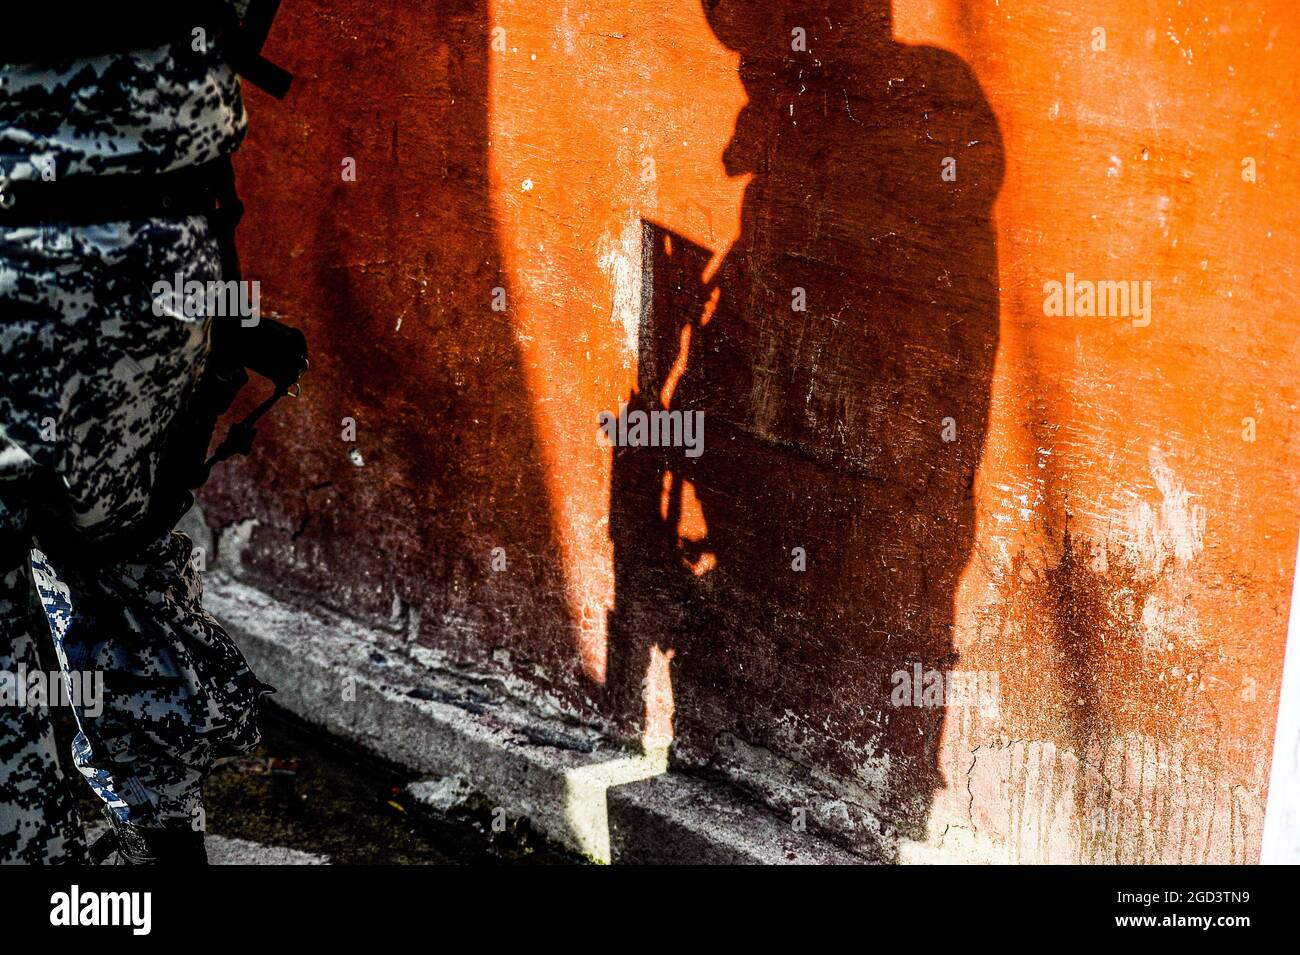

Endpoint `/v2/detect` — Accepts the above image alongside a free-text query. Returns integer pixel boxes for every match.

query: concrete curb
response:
[205,573,866,865]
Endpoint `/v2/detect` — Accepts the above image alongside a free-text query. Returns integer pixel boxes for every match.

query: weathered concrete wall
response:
[205,0,1300,862]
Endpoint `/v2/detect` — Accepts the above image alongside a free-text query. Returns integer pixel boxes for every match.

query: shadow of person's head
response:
[703,0,893,56]
[702,0,913,178]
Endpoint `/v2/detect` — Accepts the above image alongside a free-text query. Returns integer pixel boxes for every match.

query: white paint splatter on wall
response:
[597,215,643,364]
[1126,447,1206,570]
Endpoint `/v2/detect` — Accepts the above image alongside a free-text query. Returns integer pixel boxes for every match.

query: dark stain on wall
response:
[204,0,579,687]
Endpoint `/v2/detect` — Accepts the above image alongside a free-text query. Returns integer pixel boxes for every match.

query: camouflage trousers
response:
[0,215,267,863]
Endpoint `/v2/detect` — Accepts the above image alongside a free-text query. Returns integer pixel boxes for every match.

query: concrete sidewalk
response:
[206,571,867,865]
[202,705,584,865]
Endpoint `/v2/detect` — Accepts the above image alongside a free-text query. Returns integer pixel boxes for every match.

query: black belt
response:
[0,159,240,227]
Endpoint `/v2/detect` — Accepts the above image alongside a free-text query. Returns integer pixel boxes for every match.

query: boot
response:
[90,807,208,865]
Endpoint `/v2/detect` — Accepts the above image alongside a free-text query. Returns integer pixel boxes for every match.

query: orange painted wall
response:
[206,0,1300,861]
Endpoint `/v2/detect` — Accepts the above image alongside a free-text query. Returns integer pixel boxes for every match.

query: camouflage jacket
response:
[0,3,249,183]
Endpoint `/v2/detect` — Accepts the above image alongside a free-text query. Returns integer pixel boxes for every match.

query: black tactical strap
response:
[231,0,293,98]
[0,2,218,62]
[0,0,292,99]
[0,159,235,227]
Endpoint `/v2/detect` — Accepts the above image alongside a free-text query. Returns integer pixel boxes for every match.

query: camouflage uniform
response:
[1,18,268,864]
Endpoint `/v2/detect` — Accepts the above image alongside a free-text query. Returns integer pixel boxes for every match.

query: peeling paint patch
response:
[963,735,1260,864]
[597,215,644,363]
[557,4,578,56]
[1141,592,1200,652]
[1125,447,1205,570]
